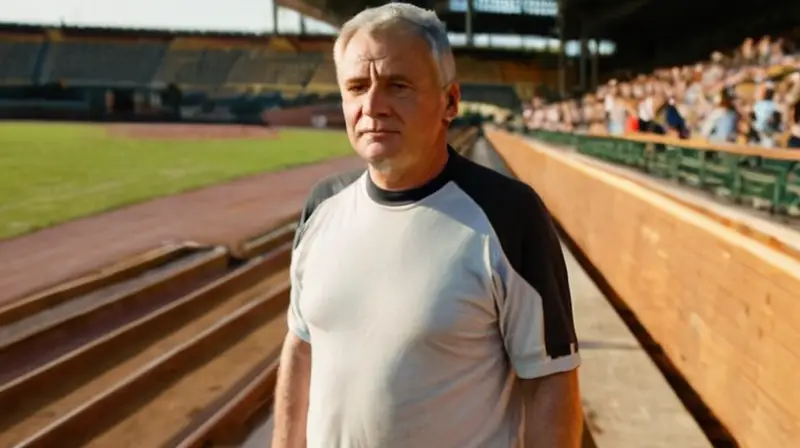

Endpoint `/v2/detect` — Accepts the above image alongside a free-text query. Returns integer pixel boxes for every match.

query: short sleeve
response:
[287,206,312,343]
[288,240,311,343]
[285,168,365,344]
[493,188,580,379]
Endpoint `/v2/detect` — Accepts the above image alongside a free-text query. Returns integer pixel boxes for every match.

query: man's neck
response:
[368,141,450,191]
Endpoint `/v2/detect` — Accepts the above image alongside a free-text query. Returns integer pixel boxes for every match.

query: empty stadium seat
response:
[154,48,244,87]
[290,37,333,54]
[43,41,166,85]
[305,56,338,93]
[499,60,540,84]
[225,51,323,90]
[456,56,503,84]
[0,41,44,84]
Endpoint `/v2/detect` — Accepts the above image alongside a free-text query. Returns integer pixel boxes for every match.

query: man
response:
[272,3,582,447]
[701,90,739,144]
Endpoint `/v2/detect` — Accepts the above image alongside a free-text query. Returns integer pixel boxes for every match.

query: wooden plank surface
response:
[487,128,800,447]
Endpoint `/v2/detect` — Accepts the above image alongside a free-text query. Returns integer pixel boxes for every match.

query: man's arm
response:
[272,244,312,448]
[272,186,318,448]
[520,371,582,448]
[272,243,313,448]
[272,332,311,448]
[491,185,582,447]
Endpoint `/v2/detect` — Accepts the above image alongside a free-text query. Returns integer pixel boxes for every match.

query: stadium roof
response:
[279,0,800,66]
[276,0,561,37]
[569,0,798,40]
[575,0,800,68]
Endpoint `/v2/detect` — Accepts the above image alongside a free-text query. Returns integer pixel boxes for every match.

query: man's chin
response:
[361,141,401,164]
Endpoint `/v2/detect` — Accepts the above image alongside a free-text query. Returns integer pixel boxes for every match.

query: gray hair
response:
[333,3,456,85]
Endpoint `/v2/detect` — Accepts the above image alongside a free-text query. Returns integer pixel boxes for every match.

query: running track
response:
[0,156,363,306]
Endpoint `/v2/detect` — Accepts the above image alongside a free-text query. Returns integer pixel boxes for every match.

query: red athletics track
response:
[0,123,362,306]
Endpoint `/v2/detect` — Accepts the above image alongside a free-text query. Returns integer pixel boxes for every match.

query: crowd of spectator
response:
[526,35,800,149]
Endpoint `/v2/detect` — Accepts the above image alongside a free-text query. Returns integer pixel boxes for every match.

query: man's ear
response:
[444,82,461,122]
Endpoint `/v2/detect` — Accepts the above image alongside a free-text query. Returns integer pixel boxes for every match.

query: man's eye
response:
[391,83,409,90]
[348,85,367,93]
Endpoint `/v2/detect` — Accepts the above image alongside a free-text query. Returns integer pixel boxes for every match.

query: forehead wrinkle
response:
[346,26,422,63]
[339,30,439,86]
[357,53,387,64]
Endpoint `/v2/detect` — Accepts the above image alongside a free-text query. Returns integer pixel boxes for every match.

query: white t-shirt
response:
[638,97,654,121]
[289,150,581,448]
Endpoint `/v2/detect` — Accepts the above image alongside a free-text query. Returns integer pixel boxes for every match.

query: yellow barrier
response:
[486,128,800,448]
[592,131,800,161]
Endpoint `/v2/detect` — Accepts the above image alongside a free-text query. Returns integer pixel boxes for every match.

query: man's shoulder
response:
[451,152,545,219]
[300,167,365,225]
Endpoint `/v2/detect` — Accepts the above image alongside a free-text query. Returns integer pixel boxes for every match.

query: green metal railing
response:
[526,129,800,217]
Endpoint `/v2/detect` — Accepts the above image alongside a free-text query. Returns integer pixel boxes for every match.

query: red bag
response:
[626,115,640,132]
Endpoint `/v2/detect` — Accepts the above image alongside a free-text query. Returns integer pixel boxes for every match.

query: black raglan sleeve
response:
[497,186,579,377]
[452,155,579,378]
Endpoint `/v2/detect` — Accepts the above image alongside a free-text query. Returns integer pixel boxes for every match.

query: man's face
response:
[337,27,454,171]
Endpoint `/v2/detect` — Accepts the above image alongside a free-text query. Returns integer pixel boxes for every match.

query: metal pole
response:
[466,0,474,47]
[591,39,599,90]
[272,0,279,35]
[580,33,587,91]
[557,0,566,98]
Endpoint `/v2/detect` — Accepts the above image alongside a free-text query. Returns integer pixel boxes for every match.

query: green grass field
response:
[0,122,353,240]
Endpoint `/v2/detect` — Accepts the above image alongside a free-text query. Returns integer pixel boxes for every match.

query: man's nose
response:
[362,86,390,117]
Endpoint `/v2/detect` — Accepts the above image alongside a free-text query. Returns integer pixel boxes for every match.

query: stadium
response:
[0,0,799,447]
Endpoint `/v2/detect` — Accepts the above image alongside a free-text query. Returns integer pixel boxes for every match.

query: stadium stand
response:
[528,34,800,149]
[42,40,166,86]
[263,36,299,52]
[461,83,522,112]
[498,60,540,84]
[0,38,44,85]
[225,50,322,91]
[289,37,333,53]
[305,56,339,93]
[0,18,566,123]
[169,48,241,87]
[526,32,800,219]
[455,55,504,84]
